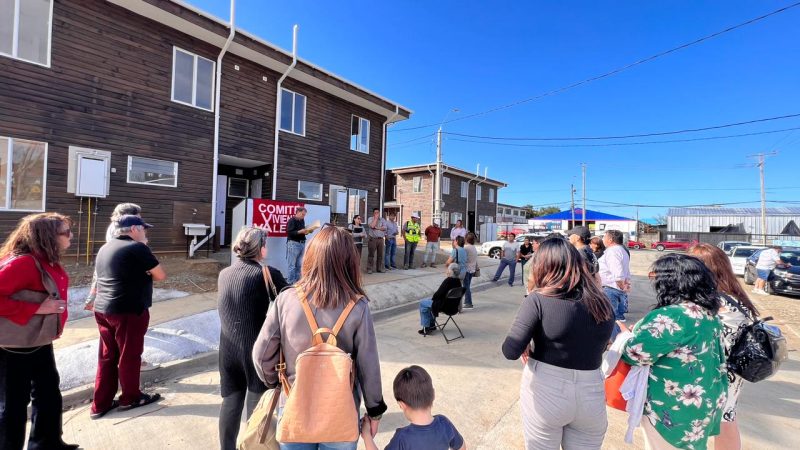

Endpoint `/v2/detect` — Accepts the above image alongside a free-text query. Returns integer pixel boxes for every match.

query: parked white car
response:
[717,240,752,255]
[727,245,764,276]
[480,233,548,258]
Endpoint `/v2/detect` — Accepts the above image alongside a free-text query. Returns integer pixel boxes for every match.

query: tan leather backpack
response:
[276,287,360,443]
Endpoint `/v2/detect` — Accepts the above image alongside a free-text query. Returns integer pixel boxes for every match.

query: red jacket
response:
[424,226,442,242]
[0,254,69,331]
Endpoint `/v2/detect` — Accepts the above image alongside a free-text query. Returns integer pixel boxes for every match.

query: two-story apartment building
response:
[497,203,528,224]
[384,163,506,236]
[0,0,411,255]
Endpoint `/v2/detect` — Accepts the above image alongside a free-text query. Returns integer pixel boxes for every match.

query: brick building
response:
[384,163,506,237]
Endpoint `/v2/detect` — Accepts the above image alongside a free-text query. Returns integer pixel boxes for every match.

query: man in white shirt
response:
[598,230,631,322]
[754,245,787,295]
[491,233,521,286]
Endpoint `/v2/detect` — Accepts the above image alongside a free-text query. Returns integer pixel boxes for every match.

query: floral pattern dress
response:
[622,303,729,450]
[717,293,754,422]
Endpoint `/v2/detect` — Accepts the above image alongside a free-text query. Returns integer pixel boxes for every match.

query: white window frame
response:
[126,156,178,188]
[441,211,450,228]
[227,177,249,198]
[0,0,53,67]
[460,181,468,198]
[489,188,495,202]
[0,136,48,212]
[350,115,370,153]
[412,176,422,193]
[170,46,215,111]
[442,176,450,195]
[452,212,462,224]
[297,180,323,201]
[476,185,482,200]
[280,88,307,136]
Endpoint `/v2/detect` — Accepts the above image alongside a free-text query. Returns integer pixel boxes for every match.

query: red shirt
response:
[0,254,69,332]
[424,226,442,242]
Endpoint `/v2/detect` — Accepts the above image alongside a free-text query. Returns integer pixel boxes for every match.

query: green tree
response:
[530,206,561,218]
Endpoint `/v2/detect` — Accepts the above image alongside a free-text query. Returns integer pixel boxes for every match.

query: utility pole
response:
[570,184,576,227]
[747,152,777,245]
[581,163,586,226]
[635,206,640,238]
[434,127,443,226]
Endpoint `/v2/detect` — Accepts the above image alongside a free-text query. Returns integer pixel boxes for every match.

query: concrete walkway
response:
[59,252,800,449]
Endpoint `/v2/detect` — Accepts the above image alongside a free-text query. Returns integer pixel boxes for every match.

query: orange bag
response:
[605,360,631,411]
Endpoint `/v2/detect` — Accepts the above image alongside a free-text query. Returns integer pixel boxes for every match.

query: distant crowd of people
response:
[0,205,782,450]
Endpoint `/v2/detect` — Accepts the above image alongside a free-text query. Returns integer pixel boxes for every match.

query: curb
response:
[61,276,512,410]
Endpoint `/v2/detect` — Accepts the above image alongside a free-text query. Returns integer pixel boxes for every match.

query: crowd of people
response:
[0,205,779,450]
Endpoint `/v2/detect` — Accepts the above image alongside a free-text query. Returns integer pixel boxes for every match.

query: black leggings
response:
[219,389,263,450]
[0,344,64,450]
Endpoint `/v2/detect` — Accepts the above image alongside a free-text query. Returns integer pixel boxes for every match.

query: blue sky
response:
[186,0,800,220]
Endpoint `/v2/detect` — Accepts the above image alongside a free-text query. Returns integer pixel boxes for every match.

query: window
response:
[0,137,47,211]
[486,216,493,223]
[476,185,482,200]
[412,176,422,193]
[297,180,323,201]
[442,176,450,195]
[479,215,484,223]
[227,178,249,198]
[171,47,215,111]
[441,211,450,228]
[489,188,495,202]
[348,188,367,222]
[452,212,462,223]
[280,88,306,135]
[127,156,178,187]
[460,181,467,198]
[350,115,369,153]
[497,206,503,214]
[0,0,52,66]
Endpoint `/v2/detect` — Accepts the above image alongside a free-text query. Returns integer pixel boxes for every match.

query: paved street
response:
[60,252,800,449]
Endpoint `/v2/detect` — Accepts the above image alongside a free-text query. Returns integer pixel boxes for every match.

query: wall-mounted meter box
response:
[67,146,111,198]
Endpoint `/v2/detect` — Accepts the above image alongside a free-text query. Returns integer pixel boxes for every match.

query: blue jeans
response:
[423,241,439,264]
[463,271,474,306]
[404,242,418,268]
[384,238,397,268]
[286,240,304,284]
[603,286,627,321]
[419,298,435,327]
[280,444,356,450]
[492,259,516,285]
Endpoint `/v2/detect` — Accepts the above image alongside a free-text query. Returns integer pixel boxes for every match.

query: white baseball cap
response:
[411,212,420,219]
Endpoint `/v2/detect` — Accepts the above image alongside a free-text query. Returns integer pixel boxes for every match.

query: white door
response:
[250,178,262,198]
[216,175,227,246]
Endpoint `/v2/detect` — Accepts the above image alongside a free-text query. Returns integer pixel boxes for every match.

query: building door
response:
[467,211,476,233]
[216,174,227,245]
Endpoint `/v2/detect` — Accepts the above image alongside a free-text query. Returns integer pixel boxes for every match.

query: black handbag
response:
[727,300,788,382]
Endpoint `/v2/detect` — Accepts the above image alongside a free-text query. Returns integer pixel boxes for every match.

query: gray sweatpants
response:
[520,360,608,450]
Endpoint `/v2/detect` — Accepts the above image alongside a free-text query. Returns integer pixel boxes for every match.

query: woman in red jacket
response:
[0,213,78,450]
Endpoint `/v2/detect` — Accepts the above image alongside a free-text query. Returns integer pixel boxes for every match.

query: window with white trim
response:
[460,181,468,198]
[486,216,493,223]
[479,215,484,223]
[441,211,450,228]
[227,178,249,198]
[476,185,482,200]
[350,115,369,153]
[0,0,52,66]
[452,212,462,223]
[127,156,178,187]
[171,47,215,111]
[348,188,368,223]
[0,136,47,211]
[297,180,323,201]
[412,176,422,193]
[489,188,495,202]
[442,176,450,195]
[280,88,306,135]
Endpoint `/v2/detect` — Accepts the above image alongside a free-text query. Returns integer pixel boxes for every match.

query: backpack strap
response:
[295,285,360,347]
[295,286,323,345]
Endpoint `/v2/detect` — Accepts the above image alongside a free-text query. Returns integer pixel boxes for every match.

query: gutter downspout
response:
[190,0,236,257]
[426,165,435,223]
[474,167,488,239]
[379,106,400,212]
[271,25,299,200]
[465,163,481,231]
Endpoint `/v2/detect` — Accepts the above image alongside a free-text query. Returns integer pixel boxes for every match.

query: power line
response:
[443,114,800,142]
[391,1,800,133]
[504,186,800,194]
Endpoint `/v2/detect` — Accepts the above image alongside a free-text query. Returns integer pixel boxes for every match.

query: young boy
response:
[361,365,466,450]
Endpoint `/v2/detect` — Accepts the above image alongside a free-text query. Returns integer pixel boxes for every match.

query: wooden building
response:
[0,0,411,256]
[384,163,506,237]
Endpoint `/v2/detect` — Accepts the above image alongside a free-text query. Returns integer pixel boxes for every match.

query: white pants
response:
[520,360,608,450]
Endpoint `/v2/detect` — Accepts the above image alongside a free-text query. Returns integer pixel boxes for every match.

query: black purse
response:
[726,300,788,382]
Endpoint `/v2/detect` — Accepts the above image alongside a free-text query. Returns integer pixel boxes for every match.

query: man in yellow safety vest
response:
[403,213,421,269]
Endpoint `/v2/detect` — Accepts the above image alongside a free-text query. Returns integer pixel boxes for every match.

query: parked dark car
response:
[743,247,800,296]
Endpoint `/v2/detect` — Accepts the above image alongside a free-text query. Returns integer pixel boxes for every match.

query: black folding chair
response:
[435,287,465,344]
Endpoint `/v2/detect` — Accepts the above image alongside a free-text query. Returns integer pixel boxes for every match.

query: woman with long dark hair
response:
[217,227,287,450]
[0,213,79,450]
[620,253,727,450]
[688,243,757,450]
[502,238,614,449]
[253,226,386,449]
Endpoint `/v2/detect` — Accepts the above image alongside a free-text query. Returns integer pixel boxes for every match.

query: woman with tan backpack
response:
[253,225,387,450]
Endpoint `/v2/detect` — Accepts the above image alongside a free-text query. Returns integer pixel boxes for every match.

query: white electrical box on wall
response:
[67,146,111,197]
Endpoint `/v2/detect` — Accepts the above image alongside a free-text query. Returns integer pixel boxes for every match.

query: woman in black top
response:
[217,227,287,450]
[502,238,614,449]
[348,215,366,260]
[518,237,534,273]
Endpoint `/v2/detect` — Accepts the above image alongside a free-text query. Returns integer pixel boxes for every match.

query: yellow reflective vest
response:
[404,220,421,243]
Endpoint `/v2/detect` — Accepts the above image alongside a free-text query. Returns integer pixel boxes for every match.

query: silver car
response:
[727,245,765,276]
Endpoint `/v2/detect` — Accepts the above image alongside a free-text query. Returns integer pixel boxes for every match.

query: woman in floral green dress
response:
[621,254,728,450]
